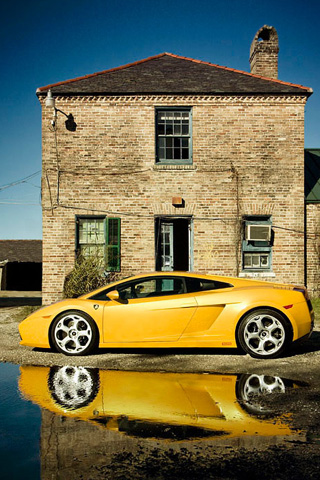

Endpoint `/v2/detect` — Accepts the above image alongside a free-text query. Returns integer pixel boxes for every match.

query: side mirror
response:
[107,290,120,301]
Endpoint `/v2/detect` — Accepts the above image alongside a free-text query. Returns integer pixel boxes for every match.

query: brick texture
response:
[250,26,279,79]
[41,94,306,304]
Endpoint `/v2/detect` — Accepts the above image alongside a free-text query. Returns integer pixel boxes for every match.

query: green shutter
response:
[105,218,121,271]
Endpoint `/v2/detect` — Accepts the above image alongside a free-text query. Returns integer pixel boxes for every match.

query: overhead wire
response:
[0,171,41,192]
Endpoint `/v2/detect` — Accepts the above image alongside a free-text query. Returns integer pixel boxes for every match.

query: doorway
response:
[155,217,192,272]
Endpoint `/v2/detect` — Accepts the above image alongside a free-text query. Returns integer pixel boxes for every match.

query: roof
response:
[37,53,312,97]
[306,149,320,203]
[0,240,42,263]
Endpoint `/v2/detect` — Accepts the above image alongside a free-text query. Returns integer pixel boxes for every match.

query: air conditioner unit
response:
[245,224,271,242]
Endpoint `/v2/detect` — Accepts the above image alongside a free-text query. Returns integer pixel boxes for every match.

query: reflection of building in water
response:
[40,410,304,480]
[41,411,141,480]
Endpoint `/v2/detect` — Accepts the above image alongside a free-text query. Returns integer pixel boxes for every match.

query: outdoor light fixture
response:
[45,89,77,132]
[45,89,55,108]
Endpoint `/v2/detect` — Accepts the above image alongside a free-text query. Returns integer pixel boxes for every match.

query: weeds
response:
[63,255,121,298]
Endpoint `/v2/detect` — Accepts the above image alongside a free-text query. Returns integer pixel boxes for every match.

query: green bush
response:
[63,256,120,298]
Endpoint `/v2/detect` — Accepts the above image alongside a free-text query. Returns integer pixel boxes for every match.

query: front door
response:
[155,217,192,272]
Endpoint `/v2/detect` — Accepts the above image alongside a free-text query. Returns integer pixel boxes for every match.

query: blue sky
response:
[1,0,319,239]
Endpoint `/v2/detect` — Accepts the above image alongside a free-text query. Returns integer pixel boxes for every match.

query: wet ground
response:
[1,307,320,478]
[2,361,320,479]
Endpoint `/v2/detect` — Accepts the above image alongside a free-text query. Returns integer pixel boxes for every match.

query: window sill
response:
[153,164,196,171]
[239,271,275,279]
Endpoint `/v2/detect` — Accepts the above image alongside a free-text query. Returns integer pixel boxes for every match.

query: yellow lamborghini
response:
[19,272,314,359]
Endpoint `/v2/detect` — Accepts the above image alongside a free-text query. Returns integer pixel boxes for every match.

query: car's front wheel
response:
[237,309,292,359]
[51,311,98,356]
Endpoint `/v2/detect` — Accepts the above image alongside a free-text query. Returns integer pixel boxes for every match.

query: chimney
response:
[249,25,279,79]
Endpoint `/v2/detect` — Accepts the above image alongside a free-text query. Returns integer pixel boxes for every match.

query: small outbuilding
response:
[0,240,42,291]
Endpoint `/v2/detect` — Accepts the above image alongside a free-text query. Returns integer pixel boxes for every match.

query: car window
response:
[117,277,185,300]
[185,277,233,293]
[89,277,186,301]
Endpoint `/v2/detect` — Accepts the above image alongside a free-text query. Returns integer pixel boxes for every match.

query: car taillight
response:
[294,287,313,313]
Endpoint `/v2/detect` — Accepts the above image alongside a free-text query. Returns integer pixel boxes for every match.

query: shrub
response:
[63,256,120,298]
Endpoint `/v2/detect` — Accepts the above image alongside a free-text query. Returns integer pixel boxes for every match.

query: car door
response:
[102,276,197,343]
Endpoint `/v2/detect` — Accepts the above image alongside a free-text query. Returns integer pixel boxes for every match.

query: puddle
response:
[0,363,312,479]
[0,363,41,480]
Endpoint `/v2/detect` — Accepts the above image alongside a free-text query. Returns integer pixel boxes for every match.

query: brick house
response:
[37,25,313,305]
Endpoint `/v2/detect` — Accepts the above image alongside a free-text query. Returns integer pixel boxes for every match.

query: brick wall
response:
[41,94,306,304]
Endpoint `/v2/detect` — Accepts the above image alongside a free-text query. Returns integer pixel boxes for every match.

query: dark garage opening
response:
[6,262,42,291]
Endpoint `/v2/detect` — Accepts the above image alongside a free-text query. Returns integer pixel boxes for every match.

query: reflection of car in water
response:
[19,366,303,441]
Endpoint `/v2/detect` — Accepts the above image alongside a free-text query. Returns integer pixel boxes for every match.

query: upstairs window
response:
[156,108,192,164]
[77,216,121,272]
[242,216,273,272]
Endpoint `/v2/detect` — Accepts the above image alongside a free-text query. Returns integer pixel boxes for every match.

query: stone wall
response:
[41,94,306,304]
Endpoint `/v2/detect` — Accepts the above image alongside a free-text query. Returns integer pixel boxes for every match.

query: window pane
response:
[182,149,189,159]
[182,124,189,135]
[166,123,173,135]
[166,138,173,148]
[79,225,86,244]
[158,124,165,135]
[252,255,260,267]
[182,138,188,147]
[158,148,165,159]
[174,123,181,135]
[174,148,181,159]
[79,219,104,245]
[186,277,232,293]
[117,277,184,299]
[244,254,252,267]
[80,244,104,260]
[166,148,173,159]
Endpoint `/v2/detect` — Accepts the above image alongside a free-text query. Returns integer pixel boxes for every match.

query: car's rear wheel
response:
[51,311,98,356]
[237,309,292,359]
[236,373,286,415]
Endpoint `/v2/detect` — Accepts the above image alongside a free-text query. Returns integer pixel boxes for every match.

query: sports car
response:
[19,272,314,359]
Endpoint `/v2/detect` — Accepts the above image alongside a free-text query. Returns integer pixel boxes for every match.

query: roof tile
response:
[37,53,312,96]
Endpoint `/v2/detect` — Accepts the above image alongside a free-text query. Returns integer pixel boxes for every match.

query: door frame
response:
[154,215,193,272]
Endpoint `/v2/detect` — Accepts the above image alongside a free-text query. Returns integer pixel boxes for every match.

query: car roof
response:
[80,271,272,299]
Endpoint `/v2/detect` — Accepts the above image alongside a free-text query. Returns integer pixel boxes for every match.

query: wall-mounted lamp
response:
[45,89,77,132]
